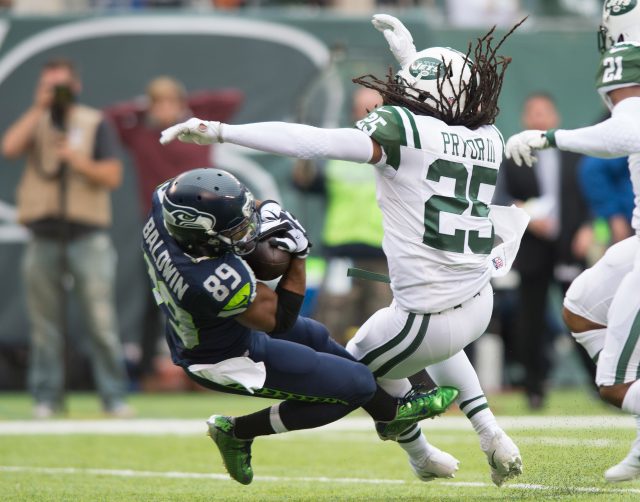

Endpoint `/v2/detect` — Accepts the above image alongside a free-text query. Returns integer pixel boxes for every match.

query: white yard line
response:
[1,465,639,495]
[0,415,632,435]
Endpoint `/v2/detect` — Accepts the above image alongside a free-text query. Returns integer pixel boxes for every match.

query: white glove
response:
[159,117,222,146]
[504,130,550,167]
[372,14,417,68]
[258,200,290,238]
[269,211,311,259]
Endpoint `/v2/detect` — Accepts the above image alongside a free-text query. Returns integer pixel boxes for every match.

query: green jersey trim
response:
[396,106,422,149]
[492,125,505,152]
[356,105,422,170]
[384,107,405,169]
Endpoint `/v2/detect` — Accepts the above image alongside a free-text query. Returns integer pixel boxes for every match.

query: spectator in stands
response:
[1,58,130,418]
[291,88,392,345]
[106,77,242,383]
[494,92,592,409]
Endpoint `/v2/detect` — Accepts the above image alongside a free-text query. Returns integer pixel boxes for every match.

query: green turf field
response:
[1,389,639,501]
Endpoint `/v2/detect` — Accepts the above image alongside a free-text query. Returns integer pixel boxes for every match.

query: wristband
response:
[544,129,557,148]
[268,285,304,335]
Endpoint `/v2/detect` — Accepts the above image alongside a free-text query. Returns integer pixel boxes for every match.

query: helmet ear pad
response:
[161,167,259,257]
[395,47,474,113]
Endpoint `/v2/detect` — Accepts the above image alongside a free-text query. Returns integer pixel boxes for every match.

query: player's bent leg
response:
[273,316,355,360]
[599,382,635,408]
[563,236,637,346]
[562,306,606,334]
[189,332,378,484]
[347,284,492,381]
[596,250,640,482]
[427,351,522,486]
[275,316,458,430]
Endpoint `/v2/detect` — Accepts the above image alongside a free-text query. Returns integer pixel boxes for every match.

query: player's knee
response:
[599,384,626,408]
[308,320,332,348]
[562,306,603,333]
[348,363,377,406]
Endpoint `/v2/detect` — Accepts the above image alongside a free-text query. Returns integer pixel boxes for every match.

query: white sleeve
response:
[221,122,374,163]
[555,97,640,158]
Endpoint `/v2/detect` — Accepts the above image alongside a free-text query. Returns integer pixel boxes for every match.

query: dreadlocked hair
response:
[353,19,525,129]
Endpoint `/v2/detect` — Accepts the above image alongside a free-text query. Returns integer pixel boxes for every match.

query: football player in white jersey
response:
[505,0,640,483]
[160,15,527,486]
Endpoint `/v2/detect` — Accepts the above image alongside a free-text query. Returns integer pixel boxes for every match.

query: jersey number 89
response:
[203,264,241,301]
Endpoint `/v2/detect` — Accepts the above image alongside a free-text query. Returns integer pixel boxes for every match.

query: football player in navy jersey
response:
[142,167,458,485]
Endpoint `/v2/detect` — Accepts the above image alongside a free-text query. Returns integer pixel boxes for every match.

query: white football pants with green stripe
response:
[564,236,637,364]
[346,283,492,382]
[595,240,640,387]
[564,236,640,385]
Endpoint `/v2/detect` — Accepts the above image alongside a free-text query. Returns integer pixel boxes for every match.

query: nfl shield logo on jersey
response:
[492,256,504,271]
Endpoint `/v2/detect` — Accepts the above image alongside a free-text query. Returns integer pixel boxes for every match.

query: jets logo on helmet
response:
[605,0,637,16]
[397,47,474,112]
[599,0,640,52]
[409,58,443,80]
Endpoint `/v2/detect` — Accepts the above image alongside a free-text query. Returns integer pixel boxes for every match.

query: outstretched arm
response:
[552,98,640,158]
[506,89,640,167]
[160,118,381,164]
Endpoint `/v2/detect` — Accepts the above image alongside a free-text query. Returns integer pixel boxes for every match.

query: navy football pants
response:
[186,316,376,409]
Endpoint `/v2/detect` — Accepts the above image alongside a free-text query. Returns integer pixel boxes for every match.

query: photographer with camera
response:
[1,58,131,418]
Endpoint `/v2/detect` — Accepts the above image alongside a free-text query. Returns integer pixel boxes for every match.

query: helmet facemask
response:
[216,209,260,257]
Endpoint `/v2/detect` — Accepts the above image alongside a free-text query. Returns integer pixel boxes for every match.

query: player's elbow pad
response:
[269,285,304,335]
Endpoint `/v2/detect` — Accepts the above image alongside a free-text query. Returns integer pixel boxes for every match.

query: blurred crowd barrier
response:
[0,9,608,392]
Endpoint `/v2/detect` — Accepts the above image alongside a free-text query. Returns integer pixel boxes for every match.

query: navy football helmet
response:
[161,168,260,257]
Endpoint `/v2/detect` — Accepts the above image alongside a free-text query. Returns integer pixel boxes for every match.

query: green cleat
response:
[206,415,253,485]
[377,385,459,440]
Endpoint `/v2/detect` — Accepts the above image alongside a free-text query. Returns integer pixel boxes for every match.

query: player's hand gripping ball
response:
[244,238,291,281]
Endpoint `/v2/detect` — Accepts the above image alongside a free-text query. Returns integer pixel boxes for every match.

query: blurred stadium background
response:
[0,1,636,500]
[0,0,607,392]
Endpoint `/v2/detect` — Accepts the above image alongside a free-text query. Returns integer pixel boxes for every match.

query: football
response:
[244,238,291,280]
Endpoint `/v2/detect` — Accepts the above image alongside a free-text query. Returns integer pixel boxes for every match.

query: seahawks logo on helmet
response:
[409,57,443,80]
[605,0,637,16]
[162,197,217,233]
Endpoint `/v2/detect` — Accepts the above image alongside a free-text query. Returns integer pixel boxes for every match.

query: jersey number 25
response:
[423,159,496,254]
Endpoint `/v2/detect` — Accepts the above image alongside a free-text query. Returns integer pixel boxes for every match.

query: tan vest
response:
[17,104,112,227]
